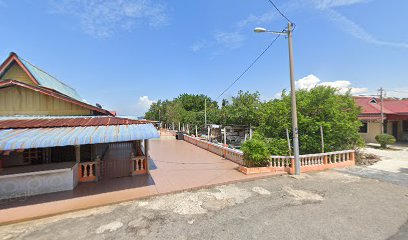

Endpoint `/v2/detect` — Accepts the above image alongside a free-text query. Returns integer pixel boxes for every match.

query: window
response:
[369,98,377,104]
[359,122,368,133]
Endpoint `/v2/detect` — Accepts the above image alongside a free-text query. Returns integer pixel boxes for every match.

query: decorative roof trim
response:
[0,52,40,85]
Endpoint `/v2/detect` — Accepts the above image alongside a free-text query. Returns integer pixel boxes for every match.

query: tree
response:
[222,90,261,126]
[257,86,363,154]
[144,94,219,127]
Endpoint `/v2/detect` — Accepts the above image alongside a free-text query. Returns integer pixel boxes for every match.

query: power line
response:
[387,89,408,94]
[215,34,281,100]
[266,0,293,24]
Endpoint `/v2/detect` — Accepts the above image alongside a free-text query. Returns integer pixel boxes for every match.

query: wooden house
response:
[0,52,159,200]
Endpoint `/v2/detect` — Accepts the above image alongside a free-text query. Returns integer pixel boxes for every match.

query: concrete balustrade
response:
[184,134,245,165]
[183,134,355,175]
[131,156,147,175]
[78,161,97,182]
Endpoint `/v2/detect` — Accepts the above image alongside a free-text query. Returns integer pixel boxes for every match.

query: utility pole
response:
[158,109,161,122]
[287,22,301,175]
[378,87,384,134]
[320,125,325,153]
[286,129,291,156]
[204,98,207,128]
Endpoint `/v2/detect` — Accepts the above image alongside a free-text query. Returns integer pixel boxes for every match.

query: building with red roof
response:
[355,96,408,143]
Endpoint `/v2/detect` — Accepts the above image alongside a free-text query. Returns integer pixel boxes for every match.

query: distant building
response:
[355,96,408,143]
[0,52,159,200]
[206,124,254,147]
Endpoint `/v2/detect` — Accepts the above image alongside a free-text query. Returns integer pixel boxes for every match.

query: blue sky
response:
[1,0,407,115]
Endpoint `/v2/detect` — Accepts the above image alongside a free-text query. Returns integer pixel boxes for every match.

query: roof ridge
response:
[16,55,78,91]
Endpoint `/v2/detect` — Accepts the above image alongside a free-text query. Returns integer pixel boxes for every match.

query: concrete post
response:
[144,139,149,174]
[224,128,227,145]
[75,145,80,163]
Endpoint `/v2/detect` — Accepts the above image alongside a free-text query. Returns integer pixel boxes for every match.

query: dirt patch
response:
[95,221,123,234]
[135,184,252,215]
[356,151,381,166]
[282,186,324,202]
[252,187,271,195]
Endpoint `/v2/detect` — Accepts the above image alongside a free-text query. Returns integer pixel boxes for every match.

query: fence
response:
[184,134,244,165]
[183,134,355,175]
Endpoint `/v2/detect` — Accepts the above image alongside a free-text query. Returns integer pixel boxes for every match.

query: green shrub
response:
[241,138,270,167]
[375,134,396,148]
[265,138,290,155]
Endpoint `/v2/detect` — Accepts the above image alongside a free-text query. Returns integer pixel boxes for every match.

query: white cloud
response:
[310,0,408,49]
[313,0,370,9]
[112,95,156,116]
[237,11,277,29]
[214,32,245,48]
[190,41,207,53]
[49,0,168,38]
[136,95,155,114]
[190,31,244,53]
[295,74,368,94]
[325,9,408,49]
[190,7,284,54]
[296,74,321,90]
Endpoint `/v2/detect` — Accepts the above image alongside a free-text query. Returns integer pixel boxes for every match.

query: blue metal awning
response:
[0,124,160,151]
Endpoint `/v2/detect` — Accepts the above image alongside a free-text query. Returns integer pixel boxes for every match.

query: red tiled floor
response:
[0,138,282,225]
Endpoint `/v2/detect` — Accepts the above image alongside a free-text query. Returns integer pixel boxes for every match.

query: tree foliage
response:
[221,90,261,126]
[145,94,219,127]
[257,86,364,154]
[241,138,270,167]
[145,86,363,156]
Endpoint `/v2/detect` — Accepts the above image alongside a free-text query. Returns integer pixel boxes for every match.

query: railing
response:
[270,156,292,170]
[184,134,354,174]
[270,150,355,174]
[78,161,98,182]
[131,156,147,175]
[184,134,244,165]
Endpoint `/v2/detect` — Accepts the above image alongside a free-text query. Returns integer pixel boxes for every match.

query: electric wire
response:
[215,34,281,100]
[214,0,294,100]
[266,0,293,24]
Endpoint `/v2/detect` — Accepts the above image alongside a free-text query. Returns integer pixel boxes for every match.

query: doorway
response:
[100,142,132,179]
[392,122,398,139]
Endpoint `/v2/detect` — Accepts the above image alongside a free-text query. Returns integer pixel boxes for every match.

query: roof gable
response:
[0,80,113,116]
[354,96,408,115]
[0,52,83,102]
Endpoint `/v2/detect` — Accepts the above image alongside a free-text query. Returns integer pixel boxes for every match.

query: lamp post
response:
[254,22,301,175]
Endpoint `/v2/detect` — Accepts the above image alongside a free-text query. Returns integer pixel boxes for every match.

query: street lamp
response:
[254,22,301,175]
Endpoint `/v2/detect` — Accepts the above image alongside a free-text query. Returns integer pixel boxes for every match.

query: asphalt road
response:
[1,169,408,240]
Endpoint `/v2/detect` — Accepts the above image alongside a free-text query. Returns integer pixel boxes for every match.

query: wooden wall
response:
[1,62,34,85]
[0,86,92,116]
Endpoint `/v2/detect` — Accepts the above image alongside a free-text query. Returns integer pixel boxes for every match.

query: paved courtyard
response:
[0,138,277,224]
[338,144,408,186]
[1,169,407,240]
[1,143,408,239]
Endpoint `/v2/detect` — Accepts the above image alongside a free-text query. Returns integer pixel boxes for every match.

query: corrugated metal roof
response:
[0,124,160,151]
[0,116,150,129]
[355,97,408,115]
[17,56,83,102]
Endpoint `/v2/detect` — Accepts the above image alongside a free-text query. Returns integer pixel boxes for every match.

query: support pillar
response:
[144,139,149,174]
[75,145,80,163]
